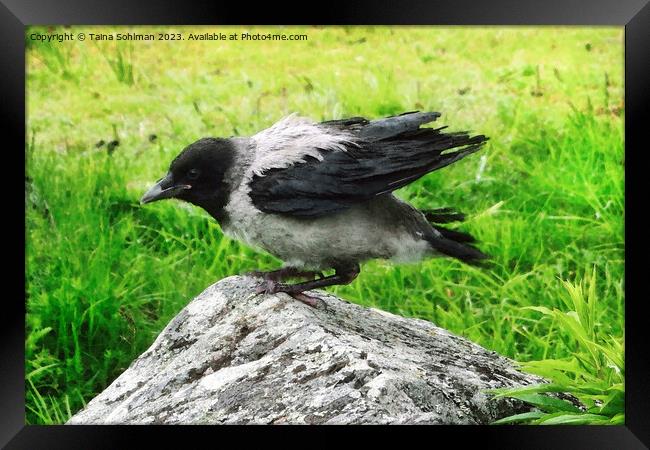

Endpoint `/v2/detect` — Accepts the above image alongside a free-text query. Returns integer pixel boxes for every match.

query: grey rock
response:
[68,276,544,425]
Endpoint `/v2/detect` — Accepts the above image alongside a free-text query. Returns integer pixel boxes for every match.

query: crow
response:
[141,111,489,306]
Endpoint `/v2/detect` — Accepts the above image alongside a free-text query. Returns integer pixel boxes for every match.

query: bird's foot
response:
[255,279,290,295]
[254,279,321,308]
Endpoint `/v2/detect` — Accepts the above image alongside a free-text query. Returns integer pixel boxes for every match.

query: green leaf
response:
[505,393,582,413]
[571,382,611,395]
[488,383,570,398]
[523,306,555,316]
[538,413,610,425]
[521,358,582,382]
[609,413,625,425]
[492,411,545,425]
[595,389,624,416]
[594,341,624,372]
[26,362,60,381]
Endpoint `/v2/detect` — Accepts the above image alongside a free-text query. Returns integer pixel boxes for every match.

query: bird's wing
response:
[248,111,488,218]
[247,113,360,177]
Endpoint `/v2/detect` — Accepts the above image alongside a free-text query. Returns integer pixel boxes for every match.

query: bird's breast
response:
[221,190,424,270]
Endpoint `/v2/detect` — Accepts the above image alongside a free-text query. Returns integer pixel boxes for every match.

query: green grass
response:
[490,267,624,425]
[25,26,624,424]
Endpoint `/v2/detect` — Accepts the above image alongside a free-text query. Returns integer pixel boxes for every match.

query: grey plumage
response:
[141,111,489,304]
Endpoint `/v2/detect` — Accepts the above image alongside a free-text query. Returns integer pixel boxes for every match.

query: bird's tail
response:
[422,207,489,266]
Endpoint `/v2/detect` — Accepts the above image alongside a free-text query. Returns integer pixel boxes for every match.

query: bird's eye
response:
[187,169,200,180]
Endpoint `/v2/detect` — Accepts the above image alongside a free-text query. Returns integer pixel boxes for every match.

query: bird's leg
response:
[246,267,324,282]
[256,264,360,307]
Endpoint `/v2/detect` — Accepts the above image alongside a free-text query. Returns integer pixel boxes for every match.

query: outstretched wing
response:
[248,111,488,218]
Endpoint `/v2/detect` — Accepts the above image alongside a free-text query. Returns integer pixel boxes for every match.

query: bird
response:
[141,111,489,307]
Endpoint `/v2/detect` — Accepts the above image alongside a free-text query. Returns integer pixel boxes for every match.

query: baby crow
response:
[141,111,488,306]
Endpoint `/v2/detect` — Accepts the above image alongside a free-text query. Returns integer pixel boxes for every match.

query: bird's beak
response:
[140,173,191,205]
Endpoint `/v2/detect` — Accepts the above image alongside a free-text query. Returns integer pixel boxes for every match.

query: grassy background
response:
[26,26,624,424]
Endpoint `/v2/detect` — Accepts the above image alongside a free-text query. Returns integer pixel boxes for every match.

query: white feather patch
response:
[247,114,359,179]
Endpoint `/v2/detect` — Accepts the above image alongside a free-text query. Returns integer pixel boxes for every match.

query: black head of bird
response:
[142,111,489,307]
[141,137,234,222]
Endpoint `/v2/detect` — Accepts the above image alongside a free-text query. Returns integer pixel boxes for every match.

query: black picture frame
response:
[7,0,648,448]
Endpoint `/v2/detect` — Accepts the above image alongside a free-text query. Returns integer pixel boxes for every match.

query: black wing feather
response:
[250,112,488,217]
[360,111,441,141]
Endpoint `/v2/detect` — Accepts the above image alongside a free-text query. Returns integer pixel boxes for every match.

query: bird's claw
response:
[255,279,287,295]
[254,280,321,308]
